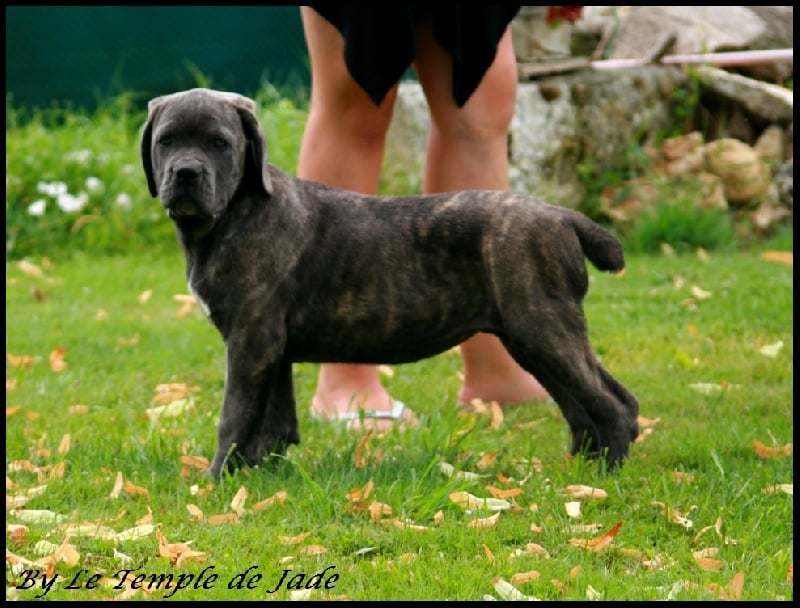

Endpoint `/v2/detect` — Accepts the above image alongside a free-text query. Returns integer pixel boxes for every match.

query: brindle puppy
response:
[140,88,639,478]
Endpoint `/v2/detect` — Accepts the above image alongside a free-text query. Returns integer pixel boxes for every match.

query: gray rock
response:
[383,66,686,207]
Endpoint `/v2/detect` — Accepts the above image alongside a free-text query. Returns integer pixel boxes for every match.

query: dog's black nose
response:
[174,161,203,182]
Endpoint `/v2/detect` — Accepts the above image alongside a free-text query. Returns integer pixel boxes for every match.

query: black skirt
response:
[309,5,521,107]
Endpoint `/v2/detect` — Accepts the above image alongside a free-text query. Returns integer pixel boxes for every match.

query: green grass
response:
[5,86,793,600]
[6,232,793,600]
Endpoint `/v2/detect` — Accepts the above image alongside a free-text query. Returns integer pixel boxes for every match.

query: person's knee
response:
[310,84,398,142]
[429,43,517,143]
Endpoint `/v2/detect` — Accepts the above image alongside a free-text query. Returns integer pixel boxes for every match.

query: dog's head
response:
[140,88,272,238]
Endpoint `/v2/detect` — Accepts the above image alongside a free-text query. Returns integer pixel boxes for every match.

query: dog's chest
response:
[188,280,212,318]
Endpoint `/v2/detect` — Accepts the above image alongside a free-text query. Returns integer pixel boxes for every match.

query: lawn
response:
[6,230,793,600]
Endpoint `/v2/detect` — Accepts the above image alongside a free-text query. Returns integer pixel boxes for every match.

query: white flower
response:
[56,191,88,213]
[85,176,104,193]
[65,149,92,164]
[28,199,47,216]
[37,181,68,197]
[115,192,132,210]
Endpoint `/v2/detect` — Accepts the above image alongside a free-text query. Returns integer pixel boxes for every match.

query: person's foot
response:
[309,363,418,431]
[457,333,551,405]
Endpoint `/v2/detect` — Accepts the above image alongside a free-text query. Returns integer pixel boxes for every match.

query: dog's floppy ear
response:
[227,94,273,196]
[140,95,168,198]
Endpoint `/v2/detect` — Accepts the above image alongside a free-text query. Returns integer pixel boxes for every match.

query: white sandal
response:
[310,399,408,422]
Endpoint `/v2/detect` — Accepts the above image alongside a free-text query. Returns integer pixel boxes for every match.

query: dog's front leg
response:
[252,358,300,465]
[209,332,287,478]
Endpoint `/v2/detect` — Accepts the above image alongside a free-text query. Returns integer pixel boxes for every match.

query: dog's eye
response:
[212,137,228,149]
[157,135,173,146]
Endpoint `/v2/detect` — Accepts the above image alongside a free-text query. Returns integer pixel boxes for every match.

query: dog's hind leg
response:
[500,328,639,469]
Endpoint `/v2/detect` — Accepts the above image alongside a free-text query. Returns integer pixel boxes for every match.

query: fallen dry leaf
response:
[716,571,745,600]
[568,521,622,552]
[57,433,71,456]
[486,485,523,500]
[186,504,204,522]
[509,543,551,560]
[354,429,373,468]
[476,451,498,470]
[761,483,793,495]
[230,486,248,514]
[569,523,604,534]
[174,294,196,318]
[510,570,540,586]
[439,461,488,481]
[650,501,692,528]
[49,347,67,373]
[17,259,45,277]
[115,523,158,542]
[10,509,67,524]
[757,340,784,358]
[136,507,154,526]
[760,250,792,266]
[752,439,792,458]
[180,454,210,472]
[671,471,695,484]
[379,518,430,532]
[6,485,47,509]
[289,589,313,601]
[482,543,495,562]
[153,382,194,403]
[251,490,288,511]
[58,523,118,541]
[693,517,724,545]
[122,480,149,497]
[693,547,724,572]
[636,416,661,428]
[368,501,392,522]
[449,491,511,511]
[279,532,311,545]
[301,544,328,555]
[564,484,608,499]
[345,479,375,512]
[690,285,712,300]
[492,577,537,601]
[117,334,140,347]
[8,524,29,547]
[144,398,194,421]
[109,471,124,499]
[564,501,582,519]
[156,529,207,567]
[490,400,504,430]
[207,513,239,525]
[52,536,80,566]
[138,289,153,304]
[8,353,36,368]
[468,511,500,529]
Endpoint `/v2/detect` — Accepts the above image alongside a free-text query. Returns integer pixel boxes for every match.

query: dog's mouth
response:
[164,197,218,237]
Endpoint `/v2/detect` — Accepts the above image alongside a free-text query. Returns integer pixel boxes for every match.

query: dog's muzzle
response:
[163,160,213,219]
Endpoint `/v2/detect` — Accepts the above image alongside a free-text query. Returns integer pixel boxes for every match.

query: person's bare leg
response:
[298,8,415,429]
[413,24,550,404]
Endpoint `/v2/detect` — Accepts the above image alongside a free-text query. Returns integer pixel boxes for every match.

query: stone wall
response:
[381,66,687,207]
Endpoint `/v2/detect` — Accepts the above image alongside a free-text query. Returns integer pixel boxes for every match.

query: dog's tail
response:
[570,212,625,272]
